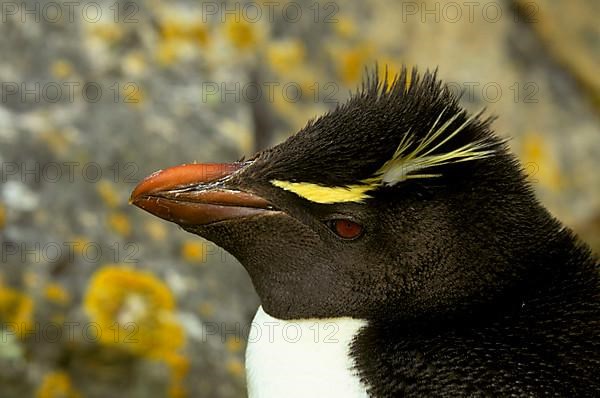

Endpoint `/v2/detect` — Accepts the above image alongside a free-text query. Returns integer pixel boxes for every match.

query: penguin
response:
[130,68,600,397]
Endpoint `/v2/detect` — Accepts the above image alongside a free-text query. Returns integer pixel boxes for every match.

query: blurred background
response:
[0,0,598,396]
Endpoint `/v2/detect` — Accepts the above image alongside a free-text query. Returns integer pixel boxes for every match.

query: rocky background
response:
[0,0,598,397]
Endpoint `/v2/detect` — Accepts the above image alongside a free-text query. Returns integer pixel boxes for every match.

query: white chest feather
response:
[245,306,369,398]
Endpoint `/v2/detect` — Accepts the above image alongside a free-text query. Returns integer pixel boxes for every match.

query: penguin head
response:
[131,69,560,321]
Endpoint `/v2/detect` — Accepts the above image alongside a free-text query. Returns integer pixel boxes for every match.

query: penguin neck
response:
[245,306,370,398]
[350,253,600,396]
[399,228,597,327]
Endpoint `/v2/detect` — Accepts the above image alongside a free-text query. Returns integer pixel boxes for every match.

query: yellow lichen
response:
[267,40,306,75]
[0,283,34,338]
[168,384,188,398]
[108,212,132,237]
[181,241,206,263]
[23,271,40,289]
[336,44,373,85]
[88,22,124,43]
[156,41,179,66]
[224,18,261,50]
[225,336,243,353]
[145,220,168,241]
[123,83,145,107]
[155,16,211,66]
[226,358,244,378]
[521,133,564,190]
[160,20,210,46]
[378,59,412,89]
[36,371,81,398]
[51,60,73,79]
[84,265,185,358]
[44,283,70,305]
[163,352,190,398]
[0,203,5,229]
[334,16,357,38]
[39,129,71,156]
[96,179,120,208]
[164,352,190,381]
[122,51,147,76]
[70,236,91,257]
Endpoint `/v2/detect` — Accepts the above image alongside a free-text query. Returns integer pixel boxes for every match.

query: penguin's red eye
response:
[329,219,363,240]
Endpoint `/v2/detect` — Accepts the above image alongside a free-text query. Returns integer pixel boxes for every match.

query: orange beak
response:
[130,163,274,226]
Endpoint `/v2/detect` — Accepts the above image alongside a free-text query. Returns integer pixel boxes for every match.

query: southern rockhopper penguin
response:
[130,69,600,397]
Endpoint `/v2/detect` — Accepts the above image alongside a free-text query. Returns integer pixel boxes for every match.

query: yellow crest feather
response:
[373,108,497,185]
[270,109,497,204]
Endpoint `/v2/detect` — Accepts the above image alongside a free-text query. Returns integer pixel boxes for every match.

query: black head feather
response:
[189,67,596,322]
[176,67,600,396]
[248,67,501,191]
[134,65,599,396]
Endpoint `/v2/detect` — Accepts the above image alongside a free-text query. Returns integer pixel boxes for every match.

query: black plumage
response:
[133,67,600,397]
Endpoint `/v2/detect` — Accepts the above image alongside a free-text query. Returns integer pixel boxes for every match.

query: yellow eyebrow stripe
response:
[270,180,372,204]
[270,109,497,204]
